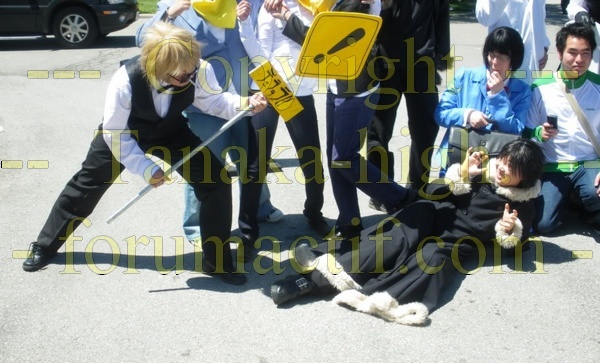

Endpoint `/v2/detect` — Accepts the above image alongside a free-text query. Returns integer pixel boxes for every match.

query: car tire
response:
[53,7,98,48]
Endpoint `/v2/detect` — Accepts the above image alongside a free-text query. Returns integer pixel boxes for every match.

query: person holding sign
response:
[237,0,331,236]
[22,23,267,285]
[271,0,418,241]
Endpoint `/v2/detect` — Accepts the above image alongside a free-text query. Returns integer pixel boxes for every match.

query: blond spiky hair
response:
[140,22,201,84]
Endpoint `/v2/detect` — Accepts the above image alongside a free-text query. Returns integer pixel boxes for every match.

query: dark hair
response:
[497,139,544,189]
[556,22,597,55]
[482,26,525,71]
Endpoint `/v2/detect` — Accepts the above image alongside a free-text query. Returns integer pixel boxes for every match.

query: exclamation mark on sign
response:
[313,28,366,64]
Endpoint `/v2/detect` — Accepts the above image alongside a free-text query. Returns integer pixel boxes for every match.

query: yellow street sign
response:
[250,60,304,122]
[296,12,382,80]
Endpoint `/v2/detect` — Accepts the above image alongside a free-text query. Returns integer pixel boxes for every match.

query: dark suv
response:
[0,0,139,48]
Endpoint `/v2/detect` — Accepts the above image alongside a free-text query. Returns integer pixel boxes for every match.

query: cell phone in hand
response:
[547,115,558,130]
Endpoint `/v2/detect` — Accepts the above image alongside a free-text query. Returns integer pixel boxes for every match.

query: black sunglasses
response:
[169,65,199,83]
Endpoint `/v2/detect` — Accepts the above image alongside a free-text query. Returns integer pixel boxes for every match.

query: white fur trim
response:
[294,244,361,291]
[495,217,524,249]
[495,180,541,202]
[333,290,429,326]
[446,163,472,195]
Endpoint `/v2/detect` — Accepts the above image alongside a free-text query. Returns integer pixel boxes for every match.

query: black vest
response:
[124,56,194,144]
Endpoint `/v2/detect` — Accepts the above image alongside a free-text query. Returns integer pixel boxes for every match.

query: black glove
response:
[575,11,595,28]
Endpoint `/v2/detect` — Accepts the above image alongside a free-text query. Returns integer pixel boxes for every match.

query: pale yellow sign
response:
[296,12,382,80]
[250,60,304,122]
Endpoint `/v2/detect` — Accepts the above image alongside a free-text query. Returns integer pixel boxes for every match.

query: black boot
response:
[271,275,315,306]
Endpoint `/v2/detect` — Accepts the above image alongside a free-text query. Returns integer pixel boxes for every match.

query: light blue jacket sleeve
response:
[435,67,471,128]
[435,66,530,134]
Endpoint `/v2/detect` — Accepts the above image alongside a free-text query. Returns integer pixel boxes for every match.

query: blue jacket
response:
[433,66,531,170]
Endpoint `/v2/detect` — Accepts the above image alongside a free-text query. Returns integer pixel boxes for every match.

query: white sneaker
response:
[265,207,284,223]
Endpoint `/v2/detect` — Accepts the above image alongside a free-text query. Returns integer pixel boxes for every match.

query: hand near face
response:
[460,148,488,181]
[487,70,504,95]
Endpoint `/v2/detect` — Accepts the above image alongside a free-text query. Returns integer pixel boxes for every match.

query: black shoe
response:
[368,198,389,213]
[240,234,256,262]
[22,242,53,272]
[203,258,247,285]
[333,224,363,240]
[307,215,331,236]
[271,275,315,305]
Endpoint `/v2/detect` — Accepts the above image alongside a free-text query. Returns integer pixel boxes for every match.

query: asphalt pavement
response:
[1,1,598,362]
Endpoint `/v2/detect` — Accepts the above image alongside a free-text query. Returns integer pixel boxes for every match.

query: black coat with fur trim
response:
[302,163,541,319]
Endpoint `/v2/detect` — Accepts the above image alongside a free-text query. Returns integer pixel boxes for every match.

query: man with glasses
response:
[22,22,267,285]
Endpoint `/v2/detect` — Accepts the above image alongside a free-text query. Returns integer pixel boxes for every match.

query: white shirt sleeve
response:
[238,17,269,63]
[526,87,545,130]
[102,67,156,179]
[475,0,509,27]
[192,61,249,120]
[256,7,278,61]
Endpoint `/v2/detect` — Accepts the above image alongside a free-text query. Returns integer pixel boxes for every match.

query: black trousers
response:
[367,62,440,190]
[36,127,235,268]
[251,95,325,219]
[237,118,261,239]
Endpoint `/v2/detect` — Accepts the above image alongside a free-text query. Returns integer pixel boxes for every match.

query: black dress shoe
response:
[22,242,53,272]
[333,224,363,240]
[307,215,331,236]
[368,198,389,213]
[271,274,315,305]
[203,259,247,285]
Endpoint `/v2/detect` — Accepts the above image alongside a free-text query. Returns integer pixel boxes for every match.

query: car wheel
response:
[53,7,98,48]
